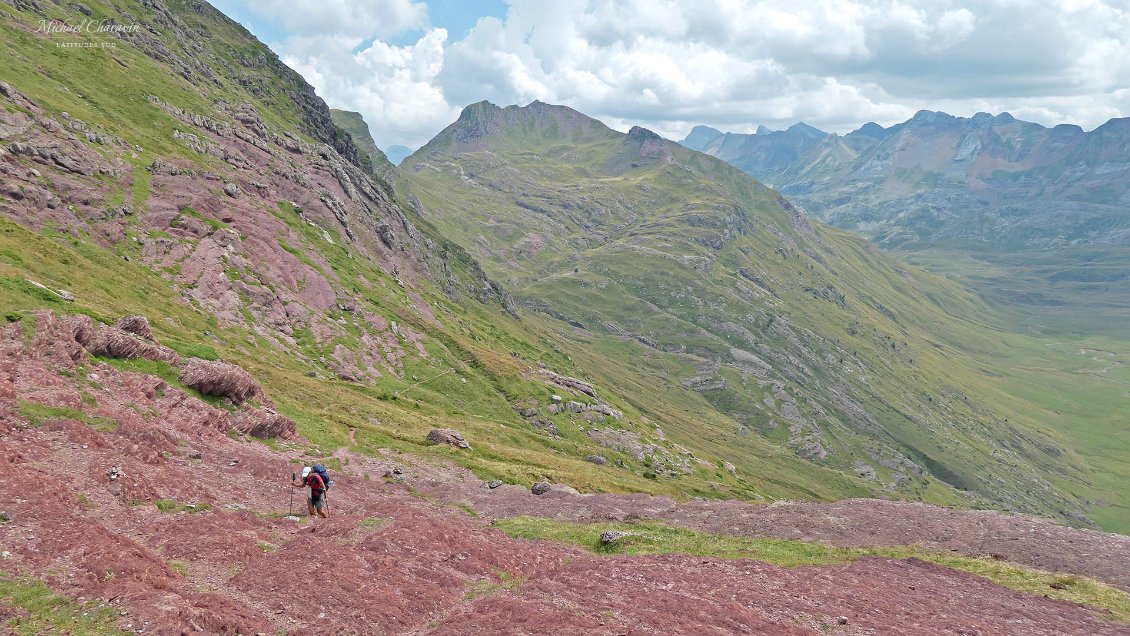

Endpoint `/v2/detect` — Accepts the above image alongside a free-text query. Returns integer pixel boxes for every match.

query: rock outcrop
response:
[179,358,262,405]
[426,428,470,449]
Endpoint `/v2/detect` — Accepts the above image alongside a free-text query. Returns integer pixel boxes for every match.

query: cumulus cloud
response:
[215,0,1130,147]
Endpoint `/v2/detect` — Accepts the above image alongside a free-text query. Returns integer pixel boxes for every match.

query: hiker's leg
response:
[307,497,315,516]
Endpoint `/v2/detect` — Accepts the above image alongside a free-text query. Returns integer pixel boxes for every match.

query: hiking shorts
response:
[308,492,326,510]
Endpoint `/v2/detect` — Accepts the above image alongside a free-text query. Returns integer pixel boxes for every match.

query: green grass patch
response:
[16,400,117,432]
[0,572,126,635]
[153,499,211,514]
[492,516,1130,623]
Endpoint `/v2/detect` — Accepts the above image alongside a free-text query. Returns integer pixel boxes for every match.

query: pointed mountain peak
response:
[450,100,504,142]
[625,125,662,143]
[785,122,828,138]
[681,125,724,150]
[755,125,774,135]
[850,122,887,139]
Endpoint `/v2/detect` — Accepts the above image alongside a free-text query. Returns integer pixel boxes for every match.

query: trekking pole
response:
[289,472,295,515]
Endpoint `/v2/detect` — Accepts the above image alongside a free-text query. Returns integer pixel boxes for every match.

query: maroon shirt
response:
[304,473,325,496]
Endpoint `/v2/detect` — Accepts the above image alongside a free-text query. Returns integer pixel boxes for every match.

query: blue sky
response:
[210,1,1130,150]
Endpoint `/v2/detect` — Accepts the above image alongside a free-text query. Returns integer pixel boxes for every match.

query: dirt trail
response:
[2,312,1130,634]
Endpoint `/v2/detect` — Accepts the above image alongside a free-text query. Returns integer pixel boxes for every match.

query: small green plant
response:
[168,560,189,576]
[154,499,211,514]
[16,401,116,431]
[256,541,278,554]
[0,573,127,635]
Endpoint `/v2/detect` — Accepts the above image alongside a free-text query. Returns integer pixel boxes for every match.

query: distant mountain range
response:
[682,112,1130,249]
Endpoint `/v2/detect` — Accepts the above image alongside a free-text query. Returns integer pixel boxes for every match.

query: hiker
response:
[292,466,329,518]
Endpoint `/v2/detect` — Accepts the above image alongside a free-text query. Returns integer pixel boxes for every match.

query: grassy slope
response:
[399,102,1130,530]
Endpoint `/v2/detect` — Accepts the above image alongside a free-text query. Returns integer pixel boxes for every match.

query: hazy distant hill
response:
[385,144,414,165]
[683,111,1130,249]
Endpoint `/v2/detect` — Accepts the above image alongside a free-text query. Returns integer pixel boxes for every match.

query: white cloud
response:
[230,0,428,39]
[217,0,1130,146]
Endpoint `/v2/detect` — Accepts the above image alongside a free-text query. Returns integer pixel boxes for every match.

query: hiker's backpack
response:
[312,464,333,492]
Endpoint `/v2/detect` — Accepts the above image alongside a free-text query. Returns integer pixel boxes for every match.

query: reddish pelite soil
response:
[2,313,1130,635]
[421,476,1130,594]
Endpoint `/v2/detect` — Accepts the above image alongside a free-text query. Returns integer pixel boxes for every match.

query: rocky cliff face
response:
[329,109,398,184]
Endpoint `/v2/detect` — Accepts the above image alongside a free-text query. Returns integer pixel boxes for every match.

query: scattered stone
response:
[530,419,559,436]
[0,511,9,523]
[585,454,607,465]
[426,428,470,449]
[106,465,124,481]
[284,515,301,522]
[550,395,563,404]
[565,401,586,413]
[483,479,503,489]
[223,182,241,198]
[224,503,246,511]
[0,551,9,559]
[837,616,849,625]
[600,530,633,546]
[392,467,404,475]
[539,370,598,397]
[532,482,579,496]
[187,449,203,460]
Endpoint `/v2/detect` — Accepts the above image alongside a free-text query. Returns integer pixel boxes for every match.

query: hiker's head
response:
[301,466,312,478]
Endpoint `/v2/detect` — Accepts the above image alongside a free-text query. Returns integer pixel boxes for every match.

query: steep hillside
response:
[330,108,397,184]
[398,100,1130,528]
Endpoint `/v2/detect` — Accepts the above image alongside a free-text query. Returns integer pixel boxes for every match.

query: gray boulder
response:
[600,530,633,546]
[426,428,470,449]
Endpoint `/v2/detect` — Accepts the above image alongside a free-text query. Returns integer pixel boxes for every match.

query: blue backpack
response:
[312,464,333,492]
